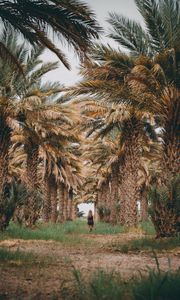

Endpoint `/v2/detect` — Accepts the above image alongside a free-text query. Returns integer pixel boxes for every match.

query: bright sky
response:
[42,0,143,86]
[78,203,94,216]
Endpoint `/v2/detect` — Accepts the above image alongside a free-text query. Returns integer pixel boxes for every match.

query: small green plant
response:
[60,265,180,300]
[0,248,35,263]
[132,268,180,300]
[0,181,29,231]
[111,236,180,253]
[65,269,127,300]
[139,221,156,235]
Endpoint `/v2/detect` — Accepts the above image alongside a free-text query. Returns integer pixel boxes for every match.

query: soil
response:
[0,233,180,299]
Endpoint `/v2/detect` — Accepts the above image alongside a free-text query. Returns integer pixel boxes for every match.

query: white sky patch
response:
[42,0,143,86]
[78,203,94,216]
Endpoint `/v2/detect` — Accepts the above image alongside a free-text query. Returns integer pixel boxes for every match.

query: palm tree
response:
[0,0,101,71]
[82,135,122,224]
[108,0,180,65]
[41,135,82,223]
[108,0,180,177]
[0,32,83,226]
[69,50,155,226]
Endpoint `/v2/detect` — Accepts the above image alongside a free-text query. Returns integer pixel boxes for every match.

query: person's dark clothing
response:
[87,216,94,226]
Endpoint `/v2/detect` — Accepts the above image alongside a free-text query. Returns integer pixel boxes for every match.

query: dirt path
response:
[0,235,180,299]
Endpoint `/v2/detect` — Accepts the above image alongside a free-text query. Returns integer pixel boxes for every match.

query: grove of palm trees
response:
[0,1,180,299]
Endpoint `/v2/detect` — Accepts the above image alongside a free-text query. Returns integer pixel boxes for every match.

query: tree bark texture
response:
[120,118,142,227]
[0,113,11,194]
[58,182,65,222]
[24,141,39,227]
[50,176,58,223]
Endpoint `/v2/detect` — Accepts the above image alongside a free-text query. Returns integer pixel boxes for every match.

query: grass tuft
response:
[60,267,180,300]
[0,220,124,246]
[111,236,180,253]
[0,248,35,263]
[139,221,156,235]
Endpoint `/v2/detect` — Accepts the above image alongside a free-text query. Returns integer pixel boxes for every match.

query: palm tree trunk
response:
[94,194,99,221]
[121,118,141,227]
[109,164,119,224]
[63,187,69,221]
[72,202,76,220]
[24,141,39,227]
[68,199,72,220]
[58,182,65,222]
[50,176,57,223]
[43,174,51,222]
[163,138,180,180]
[0,112,11,194]
[100,183,108,222]
[118,168,126,225]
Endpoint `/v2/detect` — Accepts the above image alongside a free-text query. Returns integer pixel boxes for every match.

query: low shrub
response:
[111,236,180,253]
[60,267,180,300]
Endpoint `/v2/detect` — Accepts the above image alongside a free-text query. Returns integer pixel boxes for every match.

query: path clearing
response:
[0,234,180,299]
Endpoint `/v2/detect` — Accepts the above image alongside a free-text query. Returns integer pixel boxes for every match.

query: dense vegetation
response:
[0,0,179,240]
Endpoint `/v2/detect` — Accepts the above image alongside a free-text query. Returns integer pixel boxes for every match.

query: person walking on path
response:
[87,210,94,232]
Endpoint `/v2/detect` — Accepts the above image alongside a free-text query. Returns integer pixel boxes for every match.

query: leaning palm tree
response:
[0,0,101,71]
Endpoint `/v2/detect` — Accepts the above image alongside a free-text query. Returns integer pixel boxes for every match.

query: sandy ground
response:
[0,234,180,299]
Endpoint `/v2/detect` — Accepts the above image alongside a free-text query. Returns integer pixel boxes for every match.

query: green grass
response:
[0,221,88,246]
[92,221,124,234]
[60,268,180,300]
[111,236,180,253]
[139,221,156,235]
[0,248,36,263]
[132,269,180,300]
[0,220,124,246]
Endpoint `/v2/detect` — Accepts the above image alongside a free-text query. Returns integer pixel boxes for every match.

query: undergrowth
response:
[0,248,36,263]
[0,220,124,245]
[60,265,180,300]
[111,236,180,253]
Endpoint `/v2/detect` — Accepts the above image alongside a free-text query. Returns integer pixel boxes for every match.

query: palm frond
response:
[108,12,152,56]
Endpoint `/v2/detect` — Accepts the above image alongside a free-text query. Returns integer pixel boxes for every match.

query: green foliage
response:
[0,222,86,246]
[13,191,43,228]
[61,268,180,300]
[0,248,35,263]
[94,222,124,235]
[98,206,111,217]
[111,236,180,253]
[148,176,180,237]
[0,181,29,231]
[132,268,180,300]
[0,220,124,245]
[140,221,156,235]
[0,0,100,69]
[71,270,126,300]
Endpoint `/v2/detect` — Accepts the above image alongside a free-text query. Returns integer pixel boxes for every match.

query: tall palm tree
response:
[108,0,180,179]
[82,135,122,224]
[68,48,155,226]
[0,32,83,226]
[0,0,101,71]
